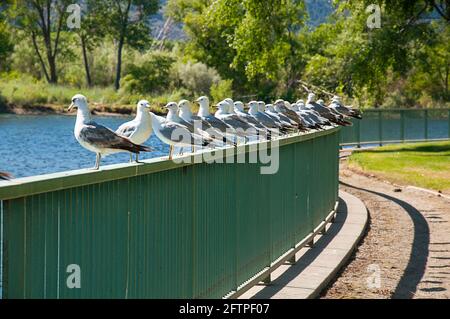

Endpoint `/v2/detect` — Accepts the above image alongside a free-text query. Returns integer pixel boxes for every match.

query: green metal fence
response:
[340,108,450,147]
[0,127,340,299]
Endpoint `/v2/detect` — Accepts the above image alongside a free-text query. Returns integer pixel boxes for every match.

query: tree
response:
[74,1,108,87]
[8,0,72,84]
[166,0,307,98]
[0,21,14,71]
[106,0,160,90]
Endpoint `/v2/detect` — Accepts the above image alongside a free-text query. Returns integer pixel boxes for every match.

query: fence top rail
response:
[361,108,450,112]
[0,126,340,201]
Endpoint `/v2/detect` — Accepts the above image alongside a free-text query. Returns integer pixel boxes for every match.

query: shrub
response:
[120,51,175,95]
[174,61,221,96]
[210,79,233,103]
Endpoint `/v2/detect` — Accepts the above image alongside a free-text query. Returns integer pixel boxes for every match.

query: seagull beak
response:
[145,104,151,109]
[68,102,74,112]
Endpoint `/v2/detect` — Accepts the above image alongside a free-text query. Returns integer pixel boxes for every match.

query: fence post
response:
[356,119,361,148]
[424,109,428,140]
[378,110,383,146]
[400,110,405,143]
[448,110,450,139]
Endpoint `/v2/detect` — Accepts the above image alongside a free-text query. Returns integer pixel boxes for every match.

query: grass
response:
[0,76,197,115]
[349,141,450,194]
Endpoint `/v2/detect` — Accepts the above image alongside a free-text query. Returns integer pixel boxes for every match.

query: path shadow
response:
[341,181,430,299]
[249,198,348,299]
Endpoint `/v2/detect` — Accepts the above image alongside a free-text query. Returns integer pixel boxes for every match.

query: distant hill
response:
[150,0,335,40]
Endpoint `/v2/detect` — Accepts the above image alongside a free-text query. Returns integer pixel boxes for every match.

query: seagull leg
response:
[169,145,173,160]
[135,153,141,163]
[129,153,133,163]
[93,153,101,170]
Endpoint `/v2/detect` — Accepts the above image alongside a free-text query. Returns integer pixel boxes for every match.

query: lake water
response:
[0,114,170,178]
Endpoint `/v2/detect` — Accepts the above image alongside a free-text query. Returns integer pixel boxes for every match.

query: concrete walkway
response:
[240,190,368,299]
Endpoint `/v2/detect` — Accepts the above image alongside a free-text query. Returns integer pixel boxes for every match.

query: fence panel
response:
[0,128,339,299]
[340,108,450,146]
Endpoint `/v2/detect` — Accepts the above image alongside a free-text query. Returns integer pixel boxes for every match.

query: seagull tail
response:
[137,144,152,153]
[0,171,13,180]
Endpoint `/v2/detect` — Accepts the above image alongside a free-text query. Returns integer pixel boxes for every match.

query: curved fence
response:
[340,108,450,147]
[0,127,339,299]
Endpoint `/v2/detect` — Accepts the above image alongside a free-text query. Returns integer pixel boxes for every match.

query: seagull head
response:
[224,98,234,112]
[68,94,88,112]
[248,101,258,112]
[164,102,178,112]
[274,99,284,106]
[196,96,209,107]
[234,101,244,112]
[317,99,325,106]
[137,100,150,112]
[332,95,341,104]
[257,101,266,112]
[296,99,305,105]
[307,93,316,102]
[284,101,292,109]
[216,101,228,113]
[266,104,275,112]
[177,99,191,111]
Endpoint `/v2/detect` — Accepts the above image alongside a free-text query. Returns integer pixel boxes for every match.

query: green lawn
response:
[349,141,450,194]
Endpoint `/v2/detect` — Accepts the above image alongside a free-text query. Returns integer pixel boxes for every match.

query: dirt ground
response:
[321,159,450,299]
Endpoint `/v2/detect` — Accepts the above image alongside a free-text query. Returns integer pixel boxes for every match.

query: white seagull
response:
[149,109,210,160]
[116,100,152,163]
[68,94,152,170]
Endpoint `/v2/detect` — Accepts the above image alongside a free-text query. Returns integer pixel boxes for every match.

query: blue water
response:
[0,114,169,178]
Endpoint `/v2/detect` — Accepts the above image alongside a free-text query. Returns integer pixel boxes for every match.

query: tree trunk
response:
[81,36,92,87]
[114,35,125,91]
[48,55,58,84]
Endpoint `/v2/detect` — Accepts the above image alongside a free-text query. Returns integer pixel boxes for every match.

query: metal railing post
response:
[356,119,361,148]
[400,110,405,143]
[378,110,383,146]
[448,110,450,139]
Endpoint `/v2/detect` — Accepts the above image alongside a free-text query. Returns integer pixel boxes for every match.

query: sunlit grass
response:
[349,141,450,193]
[0,76,201,115]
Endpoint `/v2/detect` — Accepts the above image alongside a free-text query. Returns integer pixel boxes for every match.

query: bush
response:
[210,79,233,103]
[120,51,175,95]
[174,61,221,96]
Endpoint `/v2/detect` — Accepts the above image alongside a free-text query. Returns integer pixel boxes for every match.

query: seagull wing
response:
[159,122,208,146]
[116,120,137,138]
[80,122,147,152]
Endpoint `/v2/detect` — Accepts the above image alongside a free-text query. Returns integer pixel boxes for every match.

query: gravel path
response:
[321,160,450,299]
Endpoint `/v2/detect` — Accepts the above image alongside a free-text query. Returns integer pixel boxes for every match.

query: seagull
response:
[195,96,245,141]
[297,99,332,126]
[0,171,12,180]
[328,96,362,119]
[178,99,234,146]
[215,101,261,139]
[265,103,299,129]
[116,100,152,163]
[248,101,288,135]
[68,94,152,170]
[166,101,222,151]
[305,93,352,126]
[233,101,269,132]
[149,110,210,160]
[274,99,308,131]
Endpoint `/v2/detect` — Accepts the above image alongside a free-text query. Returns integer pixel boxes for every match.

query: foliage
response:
[120,51,176,95]
[174,61,221,96]
[0,21,14,71]
[210,79,233,103]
